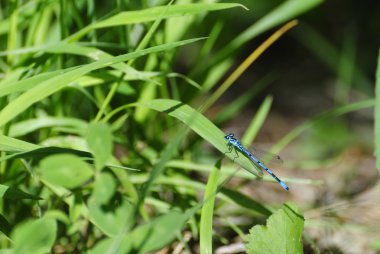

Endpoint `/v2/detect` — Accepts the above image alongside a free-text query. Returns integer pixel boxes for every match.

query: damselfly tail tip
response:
[280,182,289,191]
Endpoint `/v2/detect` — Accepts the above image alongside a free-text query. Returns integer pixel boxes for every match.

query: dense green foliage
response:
[0,1,378,253]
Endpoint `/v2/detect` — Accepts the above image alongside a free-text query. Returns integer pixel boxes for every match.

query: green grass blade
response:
[207,0,324,69]
[93,3,245,28]
[242,95,273,145]
[220,188,272,216]
[295,24,372,94]
[0,147,91,164]
[0,43,166,97]
[375,49,380,172]
[202,59,233,92]
[143,99,262,176]
[1,43,153,81]
[7,2,18,65]
[44,43,161,85]
[200,160,221,254]
[0,69,72,98]
[9,116,87,137]
[272,99,375,155]
[0,213,11,237]
[214,74,275,124]
[0,38,204,128]
[68,3,245,42]
[0,135,41,152]
[133,0,173,53]
[335,32,356,104]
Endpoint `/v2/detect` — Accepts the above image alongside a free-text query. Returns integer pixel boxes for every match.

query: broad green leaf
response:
[0,135,40,152]
[11,217,57,254]
[91,210,188,254]
[0,38,204,128]
[100,125,191,253]
[92,172,116,204]
[0,184,40,200]
[38,154,94,189]
[86,122,113,170]
[143,99,262,176]
[375,49,380,172]
[129,210,187,253]
[200,160,221,254]
[246,203,304,254]
[43,210,70,225]
[88,195,131,237]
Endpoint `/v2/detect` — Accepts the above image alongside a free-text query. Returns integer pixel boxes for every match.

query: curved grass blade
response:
[68,3,245,42]
[0,147,91,163]
[0,38,204,128]
[220,188,272,216]
[0,135,40,152]
[0,68,74,98]
[143,99,262,176]
[9,116,87,137]
[205,0,324,70]
[200,21,297,112]
[213,74,276,124]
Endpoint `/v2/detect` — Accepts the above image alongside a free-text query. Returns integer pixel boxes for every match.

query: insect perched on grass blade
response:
[224,133,289,191]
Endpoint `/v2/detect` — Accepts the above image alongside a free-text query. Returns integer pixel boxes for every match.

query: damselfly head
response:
[224,133,234,141]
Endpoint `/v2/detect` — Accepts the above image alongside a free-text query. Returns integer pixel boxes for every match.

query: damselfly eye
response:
[224,133,234,140]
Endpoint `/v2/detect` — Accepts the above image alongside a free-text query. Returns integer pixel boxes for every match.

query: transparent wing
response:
[249,146,283,164]
[243,161,264,177]
[225,141,282,177]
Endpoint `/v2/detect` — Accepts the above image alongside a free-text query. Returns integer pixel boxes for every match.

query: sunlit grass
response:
[0,0,377,253]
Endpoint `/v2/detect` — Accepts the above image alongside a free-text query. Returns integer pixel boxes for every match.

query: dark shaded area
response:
[216,0,379,115]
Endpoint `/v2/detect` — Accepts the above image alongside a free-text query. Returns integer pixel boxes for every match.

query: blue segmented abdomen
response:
[225,134,289,191]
